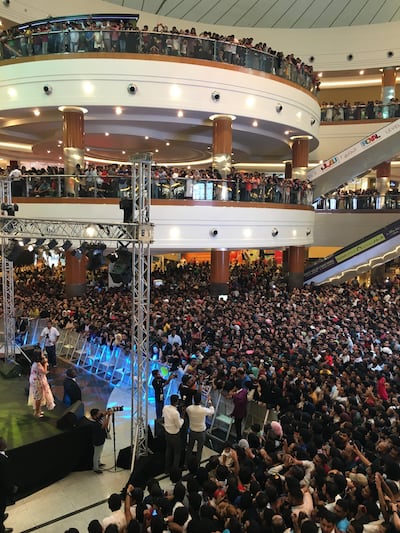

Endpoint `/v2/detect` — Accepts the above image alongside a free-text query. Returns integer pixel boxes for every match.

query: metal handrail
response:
[0,28,317,93]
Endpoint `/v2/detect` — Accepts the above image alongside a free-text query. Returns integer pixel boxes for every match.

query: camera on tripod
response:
[107,405,124,413]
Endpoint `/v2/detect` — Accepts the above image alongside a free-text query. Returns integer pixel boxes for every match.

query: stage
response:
[0,358,115,498]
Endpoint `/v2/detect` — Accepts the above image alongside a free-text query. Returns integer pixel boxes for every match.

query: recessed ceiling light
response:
[47,150,51,154]
[145,136,149,140]
[177,110,184,118]
[105,132,109,136]
[115,106,122,115]
[252,120,258,127]
[122,150,126,155]
[155,149,159,153]
[166,142,170,146]
[318,72,323,78]
[86,148,90,152]
[33,109,40,116]
[359,70,364,75]
[59,156,62,160]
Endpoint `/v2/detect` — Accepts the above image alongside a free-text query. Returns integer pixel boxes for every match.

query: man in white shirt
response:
[168,328,182,347]
[102,493,126,532]
[163,394,184,472]
[185,391,214,467]
[39,319,60,367]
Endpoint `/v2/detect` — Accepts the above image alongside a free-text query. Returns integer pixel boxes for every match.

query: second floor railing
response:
[0,28,317,93]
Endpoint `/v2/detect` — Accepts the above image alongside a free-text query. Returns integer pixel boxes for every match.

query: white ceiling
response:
[107,0,400,29]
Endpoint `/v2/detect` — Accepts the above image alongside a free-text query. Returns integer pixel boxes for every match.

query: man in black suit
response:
[62,368,82,407]
[0,437,15,533]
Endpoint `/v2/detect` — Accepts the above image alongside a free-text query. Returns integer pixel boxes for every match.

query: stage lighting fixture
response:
[47,239,58,250]
[1,202,19,216]
[109,246,132,284]
[4,240,22,262]
[61,240,72,252]
[35,238,45,246]
[71,249,83,259]
[18,238,30,247]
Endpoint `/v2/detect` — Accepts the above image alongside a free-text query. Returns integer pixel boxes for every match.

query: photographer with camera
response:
[89,407,112,474]
[27,349,55,418]
[39,319,60,368]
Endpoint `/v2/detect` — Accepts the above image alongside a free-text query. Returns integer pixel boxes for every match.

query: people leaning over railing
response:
[315,188,400,210]
[0,16,319,93]
[2,164,315,205]
[320,99,400,122]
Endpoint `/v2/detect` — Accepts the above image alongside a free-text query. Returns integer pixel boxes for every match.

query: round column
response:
[288,246,306,290]
[284,160,292,179]
[375,161,391,209]
[291,136,310,182]
[60,106,87,196]
[211,114,234,200]
[65,250,88,297]
[381,67,396,105]
[210,249,230,296]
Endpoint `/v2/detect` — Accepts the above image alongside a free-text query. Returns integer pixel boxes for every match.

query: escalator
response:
[308,119,400,199]
[304,219,400,285]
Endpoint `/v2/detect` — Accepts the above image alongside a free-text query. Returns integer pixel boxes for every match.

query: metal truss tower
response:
[130,153,153,459]
[0,153,154,461]
[0,176,16,360]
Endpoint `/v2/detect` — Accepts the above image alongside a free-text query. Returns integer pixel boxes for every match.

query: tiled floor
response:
[6,378,216,533]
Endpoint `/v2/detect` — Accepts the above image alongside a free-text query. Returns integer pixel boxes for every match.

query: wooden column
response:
[288,246,306,290]
[211,114,233,200]
[61,106,86,196]
[210,249,230,296]
[65,250,88,297]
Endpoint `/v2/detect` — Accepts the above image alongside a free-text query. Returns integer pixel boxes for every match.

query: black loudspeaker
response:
[56,400,85,430]
[0,361,22,379]
[20,344,40,360]
[109,262,132,284]
[117,446,132,470]
[127,453,165,487]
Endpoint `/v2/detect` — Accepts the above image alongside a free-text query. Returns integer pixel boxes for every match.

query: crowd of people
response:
[3,259,400,532]
[316,187,400,210]
[0,16,318,92]
[320,100,400,122]
[3,164,315,205]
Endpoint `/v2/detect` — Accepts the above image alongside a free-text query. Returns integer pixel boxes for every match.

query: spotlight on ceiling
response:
[35,238,45,246]
[43,84,52,95]
[346,54,353,61]
[211,91,221,102]
[276,104,283,113]
[127,83,137,94]
[271,228,279,237]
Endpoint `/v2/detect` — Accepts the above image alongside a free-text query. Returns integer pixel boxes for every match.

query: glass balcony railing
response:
[11,174,315,205]
[320,103,400,122]
[0,27,317,93]
[314,192,400,210]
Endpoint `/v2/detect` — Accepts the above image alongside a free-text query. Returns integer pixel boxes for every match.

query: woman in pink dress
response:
[28,350,55,418]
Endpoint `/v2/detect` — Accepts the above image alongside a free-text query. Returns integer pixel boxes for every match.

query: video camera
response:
[107,405,124,413]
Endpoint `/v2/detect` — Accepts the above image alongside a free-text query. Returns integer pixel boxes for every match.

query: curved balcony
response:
[0,24,316,93]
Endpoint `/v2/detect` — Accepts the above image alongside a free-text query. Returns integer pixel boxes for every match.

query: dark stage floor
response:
[0,357,113,450]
